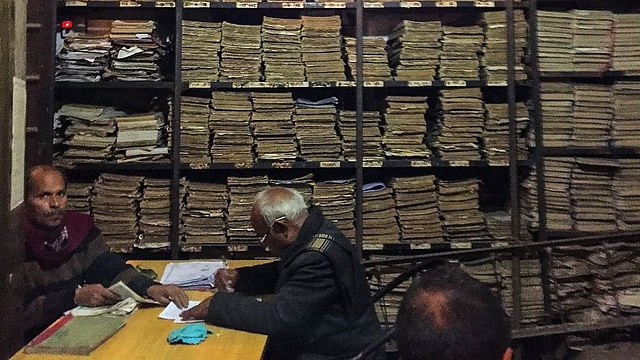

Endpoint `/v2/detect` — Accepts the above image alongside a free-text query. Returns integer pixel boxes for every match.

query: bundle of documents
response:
[301,15,345,82]
[107,20,165,81]
[481,10,528,82]
[344,36,392,81]
[571,83,612,148]
[537,11,574,72]
[387,20,441,81]
[571,158,618,233]
[608,243,640,316]
[543,157,574,231]
[437,178,491,242]
[179,96,211,163]
[312,180,355,239]
[439,25,484,81]
[612,81,640,148]
[181,20,222,83]
[293,97,342,161]
[368,262,412,324]
[65,182,93,215]
[137,178,173,249]
[460,257,501,296]
[484,210,511,241]
[381,95,430,159]
[338,110,384,161]
[209,91,254,164]
[54,104,121,165]
[227,176,269,243]
[183,181,228,245]
[428,89,483,161]
[92,173,143,250]
[160,261,225,289]
[269,174,314,204]
[114,111,168,162]
[55,34,111,82]
[500,257,546,325]
[261,17,305,82]
[391,175,444,244]
[362,183,400,244]
[533,82,574,148]
[612,14,640,73]
[483,102,529,162]
[519,166,539,231]
[220,22,262,82]
[571,10,613,73]
[614,159,640,230]
[250,92,298,161]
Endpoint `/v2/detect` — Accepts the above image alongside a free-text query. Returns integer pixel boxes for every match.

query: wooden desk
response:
[11,260,271,360]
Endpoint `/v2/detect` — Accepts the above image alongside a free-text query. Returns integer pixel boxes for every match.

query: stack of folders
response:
[571,158,618,233]
[209,91,255,164]
[460,257,502,297]
[484,211,511,242]
[381,95,430,159]
[183,181,228,245]
[544,157,574,231]
[251,92,298,162]
[114,112,168,162]
[439,25,483,81]
[65,182,93,215]
[391,175,444,244]
[535,82,574,148]
[613,81,640,148]
[572,10,613,73]
[615,159,640,231]
[481,11,528,82]
[500,257,546,326]
[293,97,343,161]
[226,176,269,243]
[387,20,441,81]
[55,34,111,82]
[312,180,356,239]
[572,83,612,148]
[338,110,384,162]
[362,183,400,244]
[181,20,222,83]
[612,14,640,73]
[179,96,211,163]
[137,178,173,249]
[160,261,225,289]
[301,15,345,82]
[537,11,574,72]
[270,174,314,204]
[482,102,529,162]
[368,262,412,324]
[220,22,262,82]
[107,20,164,81]
[261,17,305,82]
[437,178,491,242]
[344,36,392,82]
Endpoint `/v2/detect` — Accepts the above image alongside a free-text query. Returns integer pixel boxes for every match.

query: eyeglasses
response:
[259,216,286,244]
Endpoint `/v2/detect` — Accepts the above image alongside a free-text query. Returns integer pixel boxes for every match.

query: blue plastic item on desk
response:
[167,323,212,345]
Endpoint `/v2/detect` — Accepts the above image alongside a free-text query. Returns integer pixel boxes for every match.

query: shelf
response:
[55,81,174,89]
[59,0,176,7]
[541,147,640,158]
[58,162,173,171]
[363,241,511,251]
[512,315,640,340]
[539,70,632,79]
[180,243,265,253]
[181,160,523,170]
[184,79,526,90]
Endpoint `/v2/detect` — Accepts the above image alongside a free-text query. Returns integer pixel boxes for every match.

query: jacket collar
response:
[278,206,324,269]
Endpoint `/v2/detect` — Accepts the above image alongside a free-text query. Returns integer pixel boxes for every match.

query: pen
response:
[221,256,229,269]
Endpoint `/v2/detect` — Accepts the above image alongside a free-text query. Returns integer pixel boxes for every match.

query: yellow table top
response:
[11,259,272,360]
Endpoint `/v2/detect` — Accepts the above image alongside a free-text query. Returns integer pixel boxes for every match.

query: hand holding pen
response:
[214,257,238,292]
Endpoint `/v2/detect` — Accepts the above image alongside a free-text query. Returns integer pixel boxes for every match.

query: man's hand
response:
[214,268,238,292]
[146,284,189,308]
[180,297,212,321]
[74,284,121,307]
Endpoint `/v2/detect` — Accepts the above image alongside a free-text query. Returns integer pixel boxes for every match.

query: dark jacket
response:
[206,207,386,360]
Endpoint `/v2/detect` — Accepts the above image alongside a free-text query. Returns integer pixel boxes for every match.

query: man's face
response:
[250,206,288,256]
[26,170,68,228]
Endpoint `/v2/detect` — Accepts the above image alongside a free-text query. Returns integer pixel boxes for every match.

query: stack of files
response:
[261,17,304,82]
[220,22,262,82]
[612,81,640,148]
[251,92,298,161]
[609,243,640,316]
[391,175,443,244]
[270,174,315,204]
[519,166,539,231]
[66,182,93,215]
[181,21,222,83]
[137,178,173,249]
[571,83,612,148]
[344,36,391,81]
[91,173,143,249]
[537,82,574,148]
[550,245,600,323]
[587,246,619,319]
[180,96,211,163]
[362,183,400,244]
[368,263,411,324]
[543,157,574,231]
[107,20,164,81]
[500,257,546,325]
[312,180,355,239]
[612,14,640,73]
[54,104,121,165]
[428,89,483,162]
[114,112,168,162]
[439,25,484,81]
[293,97,342,161]
[387,20,441,81]
[338,110,384,161]
[459,257,501,296]
[183,181,228,245]
[160,262,225,289]
[483,102,529,162]
[614,159,640,230]
[226,176,269,243]
[481,10,528,82]
[484,210,511,241]
[55,34,111,82]
[571,10,613,73]
[381,96,430,159]
[209,91,254,164]
[301,15,345,82]
[570,158,618,233]
[537,11,574,72]
[437,178,491,242]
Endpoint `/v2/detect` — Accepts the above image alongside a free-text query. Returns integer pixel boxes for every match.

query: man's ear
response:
[502,347,513,360]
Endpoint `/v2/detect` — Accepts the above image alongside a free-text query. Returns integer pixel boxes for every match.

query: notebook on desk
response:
[24,313,127,355]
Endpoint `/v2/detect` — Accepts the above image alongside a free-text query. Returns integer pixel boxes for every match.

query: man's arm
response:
[23,286,76,337]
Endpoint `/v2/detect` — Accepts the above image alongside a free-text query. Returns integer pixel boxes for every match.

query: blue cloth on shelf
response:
[167,323,212,345]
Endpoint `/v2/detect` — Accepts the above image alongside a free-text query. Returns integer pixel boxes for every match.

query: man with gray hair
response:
[181,187,385,360]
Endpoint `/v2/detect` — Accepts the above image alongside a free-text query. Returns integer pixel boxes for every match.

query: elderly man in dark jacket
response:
[181,187,386,360]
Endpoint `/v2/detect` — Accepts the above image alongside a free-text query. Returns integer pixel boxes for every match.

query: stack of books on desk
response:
[500,257,546,325]
[612,14,640,73]
[437,178,490,242]
[66,182,93,215]
[344,36,392,81]
[439,25,483,81]
[363,183,400,244]
[301,15,345,82]
[537,11,574,72]
[571,158,618,233]
[261,17,305,82]
[137,178,173,249]
[293,97,343,161]
[227,176,269,243]
[387,20,441,81]
[483,102,529,162]
[391,175,443,244]
[313,180,356,239]
[179,96,211,163]
[209,91,255,164]
[183,181,228,245]
[614,159,640,231]
[55,34,111,82]
[251,92,298,161]
[220,22,262,82]
[107,20,165,81]
[571,10,613,73]
[481,10,528,82]
[181,20,222,83]
[381,95,430,159]
[338,110,384,161]
[114,112,168,162]
[612,81,640,149]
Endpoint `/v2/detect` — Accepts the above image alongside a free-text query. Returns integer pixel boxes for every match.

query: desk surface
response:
[11,260,271,360]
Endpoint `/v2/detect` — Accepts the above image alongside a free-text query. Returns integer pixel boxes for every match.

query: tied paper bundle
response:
[167,323,213,345]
